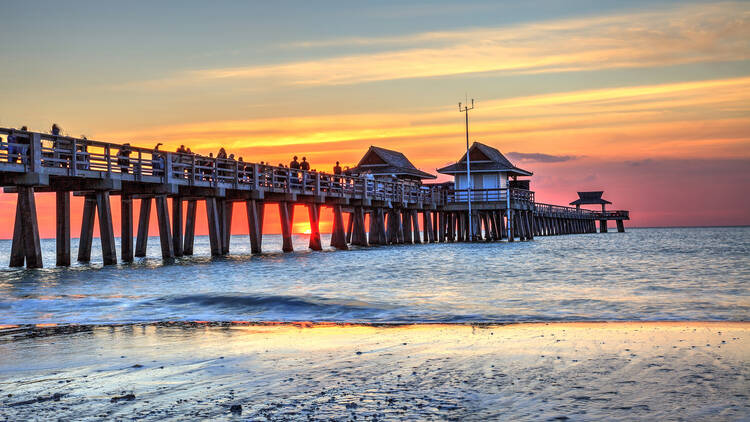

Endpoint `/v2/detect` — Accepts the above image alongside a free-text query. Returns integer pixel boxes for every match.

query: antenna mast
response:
[459,98,475,241]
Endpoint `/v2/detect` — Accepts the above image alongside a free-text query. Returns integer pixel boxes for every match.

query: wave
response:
[145,294,399,321]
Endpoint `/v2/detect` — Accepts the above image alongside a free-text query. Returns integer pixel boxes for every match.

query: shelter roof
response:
[569,191,612,205]
[346,146,436,179]
[436,142,532,176]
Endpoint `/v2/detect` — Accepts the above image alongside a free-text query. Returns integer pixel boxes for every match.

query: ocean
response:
[0,227,748,325]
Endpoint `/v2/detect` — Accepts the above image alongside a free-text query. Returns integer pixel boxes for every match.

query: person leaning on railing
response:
[152,143,165,176]
[117,143,132,174]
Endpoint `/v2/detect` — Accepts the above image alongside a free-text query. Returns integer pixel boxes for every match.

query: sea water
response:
[0,227,748,324]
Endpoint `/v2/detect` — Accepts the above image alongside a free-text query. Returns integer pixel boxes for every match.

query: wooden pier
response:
[0,128,629,268]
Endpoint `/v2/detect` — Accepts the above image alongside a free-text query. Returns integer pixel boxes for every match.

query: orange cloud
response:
[100,76,750,171]
[131,2,750,89]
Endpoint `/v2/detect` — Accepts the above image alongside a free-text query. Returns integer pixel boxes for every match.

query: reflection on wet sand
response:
[1,322,748,420]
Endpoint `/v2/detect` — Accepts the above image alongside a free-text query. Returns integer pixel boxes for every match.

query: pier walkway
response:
[0,128,629,268]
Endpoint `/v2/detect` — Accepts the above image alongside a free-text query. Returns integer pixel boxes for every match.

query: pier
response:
[0,128,629,268]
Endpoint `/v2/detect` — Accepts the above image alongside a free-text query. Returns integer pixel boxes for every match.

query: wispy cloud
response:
[507,152,579,163]
[102,76,750,169]
[132,2,750,89]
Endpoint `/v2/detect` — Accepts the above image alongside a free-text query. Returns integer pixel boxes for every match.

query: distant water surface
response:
[0,227,748,324]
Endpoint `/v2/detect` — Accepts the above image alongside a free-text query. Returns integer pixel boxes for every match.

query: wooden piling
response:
[220,200,233,255]
[279,202,294,252]
[377,209,387,244]
[56,191,71,266]
[345,212,353,244]
[183,200,197,255]
[422,210,432,243]
[616,220,625,233]
[246,200,263,254]
[397,210,405,244]
[411,210,421,243]
[330,204,348,250]
[368,210,379,245]
[432,211,439,242]
[457,213,465,242]
[483,212,493,241]
[13,187,43,268]
[121,195,133,262]
[96,191,117,265]
[600,220,608,233]
[10,200,25,267]
[78,195,96,262]
[308,204,323,251]
[172,197,184,257]
[526,212,534,240]
[205,197,222,256]
[155,195,174,259]
[507,210,515,242]
[135,197,152,257]
[450,212,456,242]
[351,206,368,246]
[402,210,413,244]
[437,212,445,242]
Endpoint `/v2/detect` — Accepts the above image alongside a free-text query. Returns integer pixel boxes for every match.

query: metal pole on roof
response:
[459,98,474,241]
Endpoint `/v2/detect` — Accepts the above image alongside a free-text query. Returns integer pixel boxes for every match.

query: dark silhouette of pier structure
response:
[0,128,629,268]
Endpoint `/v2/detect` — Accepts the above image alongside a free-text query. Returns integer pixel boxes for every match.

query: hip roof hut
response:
[345,146,436,182]
[437,142,531,191]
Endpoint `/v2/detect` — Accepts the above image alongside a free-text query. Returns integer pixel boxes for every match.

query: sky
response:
[1,0,749,238]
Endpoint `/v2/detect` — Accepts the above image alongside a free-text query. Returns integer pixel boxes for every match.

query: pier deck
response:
[0,128,628,267]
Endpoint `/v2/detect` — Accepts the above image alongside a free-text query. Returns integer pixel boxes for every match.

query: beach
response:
[1,321,748,420]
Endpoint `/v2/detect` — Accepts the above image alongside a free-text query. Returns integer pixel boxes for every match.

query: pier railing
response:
[0,128,445,205]
[595,210,630,219]
[535,203,596,218]
[446,188,535,204]
[0,128,615,220]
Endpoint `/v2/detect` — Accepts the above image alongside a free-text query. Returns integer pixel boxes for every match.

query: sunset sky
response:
[1,0,749,238]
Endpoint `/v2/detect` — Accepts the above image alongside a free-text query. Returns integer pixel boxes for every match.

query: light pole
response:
[459,99,474,241]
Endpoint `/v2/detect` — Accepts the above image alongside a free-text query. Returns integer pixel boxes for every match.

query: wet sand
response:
[1,322,748,420]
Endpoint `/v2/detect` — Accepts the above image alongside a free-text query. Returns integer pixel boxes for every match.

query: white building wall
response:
[454,172,508,189]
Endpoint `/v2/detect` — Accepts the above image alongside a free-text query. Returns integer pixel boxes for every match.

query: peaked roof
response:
[346,146,436,179]
[570,191,612,205]
[436,142,532,176]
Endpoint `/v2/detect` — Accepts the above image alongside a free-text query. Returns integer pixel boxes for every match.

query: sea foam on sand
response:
[0,322,748,420]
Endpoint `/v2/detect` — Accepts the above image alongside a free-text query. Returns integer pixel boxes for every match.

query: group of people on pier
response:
[3,124,352,185]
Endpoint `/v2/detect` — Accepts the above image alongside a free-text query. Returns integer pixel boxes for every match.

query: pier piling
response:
[155,195,174,259]
[183,200,197,255]
[279,202,294,252]
[172,197,184,257]
[246,200,263,254]
[135,197,152,257]
[330,204,348,250]
[56,191,71,266]
[96,191,117,265]
[308,204,322,251]
[121,195,134,262]
[77,195,96,262]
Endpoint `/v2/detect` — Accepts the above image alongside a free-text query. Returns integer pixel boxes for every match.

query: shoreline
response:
[2,319,748,339]
[2,321,748,420]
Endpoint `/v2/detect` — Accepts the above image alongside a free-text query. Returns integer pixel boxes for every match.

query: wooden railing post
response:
[28,133,41,172]
[105,145,112,176]
[70,139,78,176]
[212,159,218,187]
